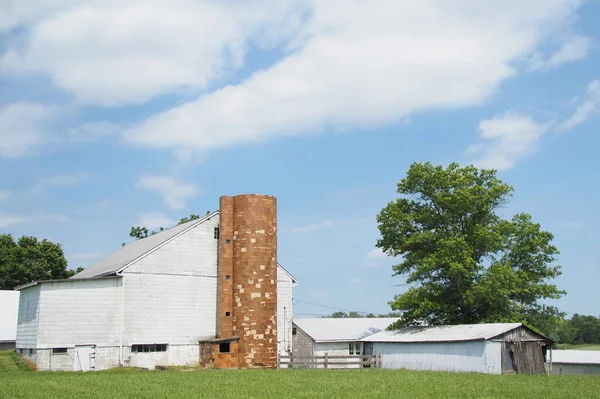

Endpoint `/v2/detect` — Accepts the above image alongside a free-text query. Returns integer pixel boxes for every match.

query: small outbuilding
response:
[549,350,600,375]
[362,322,553,375]
[0,290,20,350]
[291,317,399,368]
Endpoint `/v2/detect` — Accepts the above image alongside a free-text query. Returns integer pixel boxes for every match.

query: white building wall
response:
[277,267,293,354]
[374,340,502,374]
[16,285,41,349]
[36,278,123,348]
[0,290,20,343]
[314,342,363,369]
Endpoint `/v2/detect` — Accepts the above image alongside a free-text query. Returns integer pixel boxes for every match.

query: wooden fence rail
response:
[278,353,381,369]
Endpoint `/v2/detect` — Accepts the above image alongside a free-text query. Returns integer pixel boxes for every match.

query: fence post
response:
[324,352,328,369]
[375,354,381,368]
[277,353,280,369]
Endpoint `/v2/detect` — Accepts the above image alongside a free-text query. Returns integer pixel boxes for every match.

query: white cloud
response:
[0,102,56,159]
[468,112,552,170]
[292,218,370,233]
[0,212,68,228]
[1,0,307,106]
[29,171,88,194]
[366,248,391,259]
[121,0,583,154]
[559,80,600,132]
[562,221,584,231]
[348,278,361,284]
[136,176,199,209]
[68,121,122,143]
[529,35,592,70]
[0,190,11,202]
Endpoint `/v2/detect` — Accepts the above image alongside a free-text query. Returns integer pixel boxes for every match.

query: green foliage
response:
[547,314,600,345]
[0,234,74,290]
[1,367,599,398]
[376,162,565,329]
[322,311,402,318]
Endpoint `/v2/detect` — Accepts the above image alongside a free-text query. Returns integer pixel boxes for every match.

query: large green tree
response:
[376,162,565,329]
[0,234,79,290]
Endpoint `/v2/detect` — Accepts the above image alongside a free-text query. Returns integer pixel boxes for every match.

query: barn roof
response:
[361,323,533,343]
[70,210,297,282]
[552,350,600,365]
[71,212,218,279]
[293,318,400,342]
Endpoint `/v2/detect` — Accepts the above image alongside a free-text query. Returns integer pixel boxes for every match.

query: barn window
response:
[131,344,168,353]
[226,239,231,244]
[219,343,230,353]
[348,342,361,355]
[214,227,220,239]
[226,275,231,280]
[52,348,68,354]
[225,312,231,317]
[292,327,297,335]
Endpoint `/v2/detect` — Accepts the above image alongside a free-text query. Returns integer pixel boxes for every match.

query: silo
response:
[218,194,278,368]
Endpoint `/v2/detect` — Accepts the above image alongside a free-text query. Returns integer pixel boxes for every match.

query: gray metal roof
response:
[361,323,525,343]
[551,350,600,365]
[71,213,218,279]
[293,318,400,342]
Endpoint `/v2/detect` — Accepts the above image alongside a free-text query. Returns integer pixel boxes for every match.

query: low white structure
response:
[0,290,20,350]
[362,323,552,375]
[291,318,399,368]
[15,211,296,371]
[550,350,600,375]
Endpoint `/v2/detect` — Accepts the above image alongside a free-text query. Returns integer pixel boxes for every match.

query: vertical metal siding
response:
[375,340,502,374]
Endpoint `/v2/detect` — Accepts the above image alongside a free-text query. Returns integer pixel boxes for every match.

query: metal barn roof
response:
[552,350,600,365]
[361,323,525,343]
[71,212,218,279]
[293,318,400,342]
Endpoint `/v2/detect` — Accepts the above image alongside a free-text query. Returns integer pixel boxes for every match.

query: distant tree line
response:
[322,311,402,318]
[546,314,600,345]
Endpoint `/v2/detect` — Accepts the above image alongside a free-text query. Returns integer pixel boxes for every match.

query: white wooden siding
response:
[313,342,363,369]
[374,340,502,374]
[277,267,293,354]
[16,285,41,348]
[36,278,122,348]
[122,273,217,344]
[124,216,219,277]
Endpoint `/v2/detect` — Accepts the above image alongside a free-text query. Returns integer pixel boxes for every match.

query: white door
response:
[74,345,96,372]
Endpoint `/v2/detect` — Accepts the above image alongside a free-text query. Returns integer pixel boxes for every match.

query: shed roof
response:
[361,323,529,343]
[552,350,600,365]
[293,318,399,342]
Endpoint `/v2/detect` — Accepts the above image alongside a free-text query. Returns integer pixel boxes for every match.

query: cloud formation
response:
[468,112,552,170]
[559,80,600,132]
[136,176,199,209]
[0,102,56,159]
[529,35,593,70]
[0,212,69,228]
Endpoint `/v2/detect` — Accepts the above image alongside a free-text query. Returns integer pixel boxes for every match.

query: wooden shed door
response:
[509,342,545,374]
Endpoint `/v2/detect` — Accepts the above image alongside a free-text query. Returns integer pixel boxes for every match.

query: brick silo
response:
[217,194,278,369]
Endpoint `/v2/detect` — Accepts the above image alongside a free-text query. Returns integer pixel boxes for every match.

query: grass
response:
[556,344,600,351]
[0,350,33,372]
[1,351,599,399]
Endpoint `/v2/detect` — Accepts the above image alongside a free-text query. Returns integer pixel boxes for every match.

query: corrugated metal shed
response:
[361,323,524,343]
[293,318,399,342]
[552,350,600,365]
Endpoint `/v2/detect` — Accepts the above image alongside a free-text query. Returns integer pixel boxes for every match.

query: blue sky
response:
[1,0,599,318]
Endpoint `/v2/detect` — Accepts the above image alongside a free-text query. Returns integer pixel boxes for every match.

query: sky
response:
[1,0,599,319]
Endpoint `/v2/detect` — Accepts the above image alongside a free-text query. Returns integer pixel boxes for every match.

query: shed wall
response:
[16,285,41,348]
[1,291,20,343]
[277,267,293,354]
[552,363,600,375]
[374,340,502,374]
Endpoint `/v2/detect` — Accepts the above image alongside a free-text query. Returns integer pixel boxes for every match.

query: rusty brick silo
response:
[217,194,278,369]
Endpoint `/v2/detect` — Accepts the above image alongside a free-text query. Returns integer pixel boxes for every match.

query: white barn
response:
[550,350,600,375]
[291,318,399,368]
[362,323,552,375]
[0,290,20,350]
[15,200,297,371]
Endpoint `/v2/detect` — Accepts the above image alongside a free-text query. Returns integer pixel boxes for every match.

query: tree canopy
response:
[322,311,402,318]
[0,234,80,290]
[376,162,565,330]
[128,212,210,240]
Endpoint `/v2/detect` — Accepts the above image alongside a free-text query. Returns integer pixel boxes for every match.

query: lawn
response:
[1,351,599,399]
[556,343,600,351]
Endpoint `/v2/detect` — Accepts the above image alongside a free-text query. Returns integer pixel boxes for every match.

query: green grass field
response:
[556,343,600,351]
[1,351,599,399]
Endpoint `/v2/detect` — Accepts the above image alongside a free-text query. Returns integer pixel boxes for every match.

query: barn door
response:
[509,342,545,374]
[74,345,96,372]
